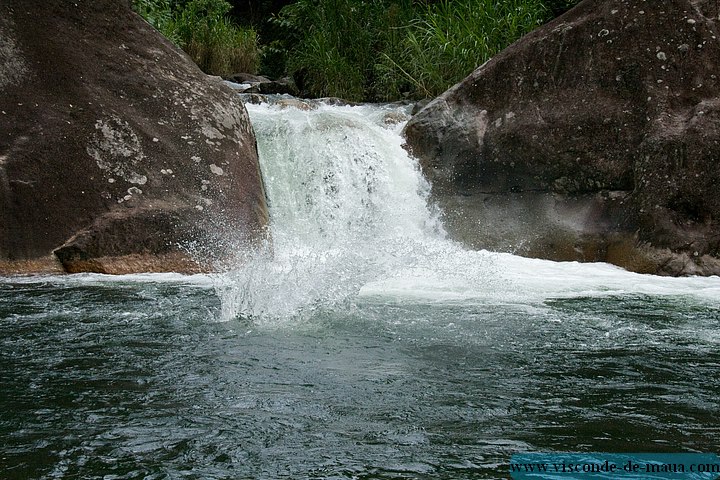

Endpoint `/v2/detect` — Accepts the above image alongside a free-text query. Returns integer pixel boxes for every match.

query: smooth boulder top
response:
[404,0,720,276]
[0,0,268,274]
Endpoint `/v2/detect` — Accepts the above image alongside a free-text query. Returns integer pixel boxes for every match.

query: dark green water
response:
[2,275,719,479]
[3,100,719,479]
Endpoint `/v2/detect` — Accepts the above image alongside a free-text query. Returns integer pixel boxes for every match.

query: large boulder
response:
[0,0,268,274]
[404,0,720,276]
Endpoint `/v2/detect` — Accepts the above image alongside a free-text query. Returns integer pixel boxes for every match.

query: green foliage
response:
[274,0,548,101]
[173,0,260,76]
[134,0,579,100]
[133,0,260,76]
[273,0,415,101]
[132,0,180,43]
[384,0,549,98]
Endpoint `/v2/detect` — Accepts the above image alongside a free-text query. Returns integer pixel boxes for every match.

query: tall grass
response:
[134,0,576,100]
[133,0,260,76]
[132,0,179,43]
[384,0,549,98]
[171,0,260,75]
[275,0,414,101]
[277,0,548,100]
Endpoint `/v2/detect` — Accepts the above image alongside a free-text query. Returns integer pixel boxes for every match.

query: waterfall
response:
[217,99,455,320]
[216,98,720,322]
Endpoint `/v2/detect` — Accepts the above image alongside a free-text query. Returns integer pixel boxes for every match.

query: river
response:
[1,99,719,479]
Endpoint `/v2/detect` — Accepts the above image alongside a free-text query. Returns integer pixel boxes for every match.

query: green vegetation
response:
[133,0,178,42]
[274,0,549,100]
[380,0,549,99]
[272,0,414,100]
[133,0,259,76]
[133,0,581,101]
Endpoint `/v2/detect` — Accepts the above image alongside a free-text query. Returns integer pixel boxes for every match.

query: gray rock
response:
[0,0,268,274]
[224,74,299,96]
[404,0,720,276]
[257,77,299,96]
[225,73,271,84]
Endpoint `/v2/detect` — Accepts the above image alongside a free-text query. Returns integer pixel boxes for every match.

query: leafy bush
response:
[275,0,548,101]
[383,0,549,98]
[134,0,578,100]
[132,0,180,43]
[133,0,260,76]
[273,0,415,101]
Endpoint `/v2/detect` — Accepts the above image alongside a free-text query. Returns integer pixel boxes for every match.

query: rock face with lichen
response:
[0,0,268,274]
[404,0,720,276]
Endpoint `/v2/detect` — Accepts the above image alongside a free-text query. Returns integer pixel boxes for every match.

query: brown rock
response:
[404,0,720,276]
[0,0,268,274]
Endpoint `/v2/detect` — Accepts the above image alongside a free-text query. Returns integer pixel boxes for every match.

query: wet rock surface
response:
[404,0,720,275]
[224,75,299,96]
[0,0,268,274]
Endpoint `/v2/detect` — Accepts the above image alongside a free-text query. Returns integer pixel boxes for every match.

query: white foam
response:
[361,248,720,306]
[215,99,720,322]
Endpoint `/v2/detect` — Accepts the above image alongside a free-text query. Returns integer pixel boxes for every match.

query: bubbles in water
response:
[216,100,452,321]
[216,97,720,323]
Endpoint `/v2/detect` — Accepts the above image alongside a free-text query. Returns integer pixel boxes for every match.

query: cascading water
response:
[217,97,720,322]
[3,96,720,480]
[217,99,486,320]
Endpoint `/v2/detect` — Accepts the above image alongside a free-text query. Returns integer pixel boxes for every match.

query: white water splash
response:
[216,98,720,322]
[216,100,453,320]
